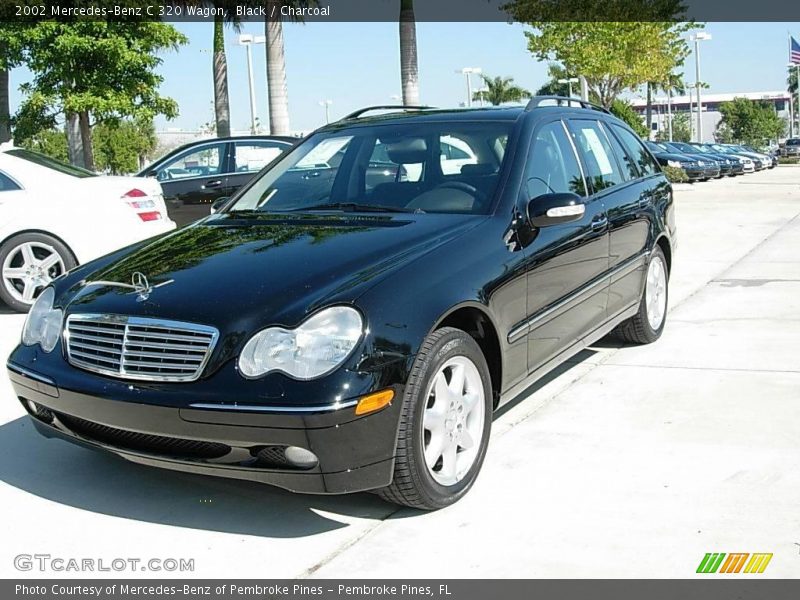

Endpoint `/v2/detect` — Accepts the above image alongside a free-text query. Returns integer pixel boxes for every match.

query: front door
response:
[517,119,611,372]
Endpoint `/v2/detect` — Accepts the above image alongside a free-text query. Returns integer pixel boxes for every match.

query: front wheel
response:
[376,327,492,510]
[613,246,669,345]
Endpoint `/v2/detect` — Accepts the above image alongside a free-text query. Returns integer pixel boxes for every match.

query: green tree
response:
[0,23,27,143]
[15,22,186,169]
[505,0,694,108]
[609,99,648,138]
[473,75,530,105]
[93,119,157,174]
[656,111,691,142]
[716,98,786,146]
[19,128,68,162]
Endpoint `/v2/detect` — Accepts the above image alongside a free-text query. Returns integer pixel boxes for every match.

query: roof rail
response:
[341,105,437,120]
[525,96,611,114]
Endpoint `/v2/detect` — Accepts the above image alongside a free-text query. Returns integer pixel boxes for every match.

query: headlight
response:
[667,160,682,168]
[21,287,63,353]
[238,306,363,380]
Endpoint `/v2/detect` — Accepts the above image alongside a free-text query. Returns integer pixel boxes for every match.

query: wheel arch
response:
[431,301,503,408]
[0,229,80,265]
[654,234,672,276]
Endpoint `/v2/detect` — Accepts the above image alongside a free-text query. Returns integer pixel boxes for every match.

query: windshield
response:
[787,139,800,146]
[6,148,96,178]
[226,121,512,215]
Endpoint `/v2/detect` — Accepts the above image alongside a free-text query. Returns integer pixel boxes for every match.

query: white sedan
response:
[0,144,176,312]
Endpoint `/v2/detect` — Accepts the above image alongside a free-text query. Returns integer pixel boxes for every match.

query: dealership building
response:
[630,90,793,142]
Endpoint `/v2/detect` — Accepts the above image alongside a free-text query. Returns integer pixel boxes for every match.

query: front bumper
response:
[7,361,401,494]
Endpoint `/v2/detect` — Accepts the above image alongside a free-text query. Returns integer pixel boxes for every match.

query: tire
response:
[613,246,669,345]
[376,327,492,510]
[0,232,77,312]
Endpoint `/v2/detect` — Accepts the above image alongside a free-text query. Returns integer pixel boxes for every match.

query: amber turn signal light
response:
[355,389,395,416]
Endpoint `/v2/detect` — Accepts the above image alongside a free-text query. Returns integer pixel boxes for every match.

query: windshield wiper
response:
[292,202,421,214]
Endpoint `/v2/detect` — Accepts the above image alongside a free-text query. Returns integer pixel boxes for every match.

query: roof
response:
[319,102,620,131]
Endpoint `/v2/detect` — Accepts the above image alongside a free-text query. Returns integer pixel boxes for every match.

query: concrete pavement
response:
[1,167,798,578]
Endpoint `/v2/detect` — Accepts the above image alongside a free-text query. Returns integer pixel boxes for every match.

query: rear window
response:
[786,139,800,146]
[6,149,95,178]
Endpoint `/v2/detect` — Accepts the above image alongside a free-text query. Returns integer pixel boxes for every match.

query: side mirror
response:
[527,192,585,228]
[210,196,230,214]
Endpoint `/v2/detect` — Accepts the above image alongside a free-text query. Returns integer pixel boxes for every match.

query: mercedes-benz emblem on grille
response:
[132,272,152,302]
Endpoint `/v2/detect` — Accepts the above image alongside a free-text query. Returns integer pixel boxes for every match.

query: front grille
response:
[57,413,231,459]
[65,314,218,382]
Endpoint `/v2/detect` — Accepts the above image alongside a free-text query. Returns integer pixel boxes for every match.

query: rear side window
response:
[611,124,660,177]
[525,121,587,199]
[233,141,288,173]
[567,120,624,193]
[602,123,639,181]
[0,170,20,192]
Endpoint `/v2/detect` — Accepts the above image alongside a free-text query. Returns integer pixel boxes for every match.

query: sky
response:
[7,21,800,134]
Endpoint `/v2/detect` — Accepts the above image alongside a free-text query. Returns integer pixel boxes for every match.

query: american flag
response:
[792,36,800,64]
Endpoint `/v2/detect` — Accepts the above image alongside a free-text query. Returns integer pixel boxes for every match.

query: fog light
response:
[284,446,318,469]
[355,389,394,416]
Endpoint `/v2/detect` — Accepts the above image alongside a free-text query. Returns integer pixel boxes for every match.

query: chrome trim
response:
[188,399,359,414]
[64,314,219,383]
[560,120,589,197]
[508,250,650,344]
[7,362,56,386]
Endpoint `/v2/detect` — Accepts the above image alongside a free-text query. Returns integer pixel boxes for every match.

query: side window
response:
[601,122,639,181]
[568,120,625,193]
[157,143,225,181]
[525,121,586,200]
[233,142,288,173]
[612,124,660,177]
[0,171,21,192]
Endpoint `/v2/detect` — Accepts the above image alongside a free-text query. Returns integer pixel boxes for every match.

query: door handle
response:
[302,171,322,179]
[638,191,652,208]
[591,214,608,231]
[203,180,223,189]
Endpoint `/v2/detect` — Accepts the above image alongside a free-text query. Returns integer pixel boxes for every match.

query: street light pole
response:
[667,87,673,141]
[458,67,482,108]
[318,100,332,124]
[238,34,266,134]
[692,32,712,142]
[557,77,579,98]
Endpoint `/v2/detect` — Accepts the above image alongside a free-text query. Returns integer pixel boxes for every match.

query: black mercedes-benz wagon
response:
[7,98,676,509]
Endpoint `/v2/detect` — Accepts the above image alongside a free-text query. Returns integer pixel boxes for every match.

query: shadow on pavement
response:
[0,416,397,538]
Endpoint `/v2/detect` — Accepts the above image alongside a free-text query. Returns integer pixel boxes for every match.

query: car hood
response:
[655,151,697,163]
[64,212,479,329]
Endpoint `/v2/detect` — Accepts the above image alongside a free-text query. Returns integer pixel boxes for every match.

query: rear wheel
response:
[376,327,492,510]
[0,233,76,312]
[613,246,669,345]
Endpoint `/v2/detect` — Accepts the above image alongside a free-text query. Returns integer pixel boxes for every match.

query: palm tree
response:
[0,68,10,144]
[645,74,685,137]
[265,1,291,135]
[212,8,233,138]
[399,0,420,105]
[473,75,530,106]
[0,24,25,144]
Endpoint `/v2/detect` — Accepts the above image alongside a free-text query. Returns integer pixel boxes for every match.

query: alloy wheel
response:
[422,356,486,486]
[645,255,667,331]
[1,242,65,305]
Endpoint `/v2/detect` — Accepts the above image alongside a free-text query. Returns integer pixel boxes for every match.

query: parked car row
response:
[644,140,777,182]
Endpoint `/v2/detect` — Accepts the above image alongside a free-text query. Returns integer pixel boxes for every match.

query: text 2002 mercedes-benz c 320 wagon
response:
[8,98,675,510]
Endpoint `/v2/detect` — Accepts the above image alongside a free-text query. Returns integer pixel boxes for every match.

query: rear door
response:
[521,119,610,372]
[606,123,667,316]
